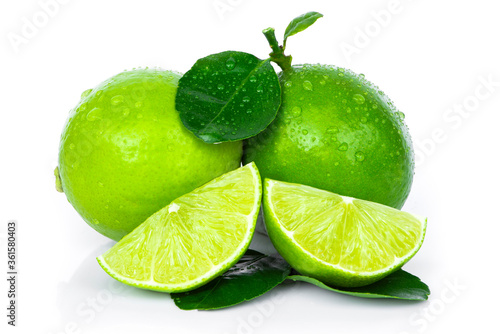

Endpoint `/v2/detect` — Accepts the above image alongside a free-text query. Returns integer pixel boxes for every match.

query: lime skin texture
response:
[57,69,242,241]
[244,64,414,209]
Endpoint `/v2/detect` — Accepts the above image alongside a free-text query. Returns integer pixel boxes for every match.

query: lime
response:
[97,163,261,293]
[56,68,242,241]
[244,64,414,209]
[263,179,426,287]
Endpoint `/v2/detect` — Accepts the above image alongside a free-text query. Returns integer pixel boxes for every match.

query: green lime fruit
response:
[98,163,261,292]
[243,64,414,209]
[263,179,426,288]
[56,68,242,241]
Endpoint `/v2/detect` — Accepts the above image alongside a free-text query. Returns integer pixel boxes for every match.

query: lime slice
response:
[97,163,261,292]
[263,179,426,287]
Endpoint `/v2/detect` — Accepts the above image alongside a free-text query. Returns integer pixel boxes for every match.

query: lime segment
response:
[263,179,426,287]
[97,162,261,292]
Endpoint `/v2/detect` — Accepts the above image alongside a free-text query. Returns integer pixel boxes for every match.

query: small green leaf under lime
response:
[171,250,291,310]
[176,51,281,143]
[289,269,430,300]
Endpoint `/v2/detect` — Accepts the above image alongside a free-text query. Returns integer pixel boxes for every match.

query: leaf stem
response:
[262,27,292,72]
[262,28,281,54]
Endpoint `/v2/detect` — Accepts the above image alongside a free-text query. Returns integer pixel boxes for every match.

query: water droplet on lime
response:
[355,151,365,162]
[303,80,313,91]
[338,142,348,151]
[111,95,124,105]
[86,108,102,121]
[217,83,225,90]
[79,103,87,112]
[81,89,92,99]
[135,101,143,108]
[395,111,406,120]
[326,127,339,134]
[225,57,236,70]
[249,75,257,83]
[284,81,293,88]
[243,96,250,103]
[353,94,365,104]
[290,106,302,118]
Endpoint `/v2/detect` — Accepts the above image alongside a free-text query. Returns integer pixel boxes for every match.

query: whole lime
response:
[56,68,242,241]
[243,64,414,209]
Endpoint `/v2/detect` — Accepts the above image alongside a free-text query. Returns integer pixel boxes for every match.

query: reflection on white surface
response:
[51,229,282,333]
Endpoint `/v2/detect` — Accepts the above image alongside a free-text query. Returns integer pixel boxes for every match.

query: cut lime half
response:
[263,179,426,287]
[97,162,261,293]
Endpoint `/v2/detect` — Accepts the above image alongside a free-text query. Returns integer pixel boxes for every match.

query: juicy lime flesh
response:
[98,163,261,292]
[244,64,414,209]
[58,69,242,241]
[264,179,426,287]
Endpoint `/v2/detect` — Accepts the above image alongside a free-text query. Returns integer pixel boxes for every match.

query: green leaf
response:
[288,269,430,300]
[175,51,281,143]
[283,11,323,47]
[171,250,291,310]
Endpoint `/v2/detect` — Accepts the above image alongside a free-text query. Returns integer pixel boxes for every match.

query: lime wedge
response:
[263,179,426,287]
[97,163,261,292]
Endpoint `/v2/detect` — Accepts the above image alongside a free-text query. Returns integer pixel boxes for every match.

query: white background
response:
[1,0,499,333]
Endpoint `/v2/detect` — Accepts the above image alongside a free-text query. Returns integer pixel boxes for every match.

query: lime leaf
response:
[171,250,291,310]
[288,269,430,300]
[176,51,281,143]
[283,12,323,47]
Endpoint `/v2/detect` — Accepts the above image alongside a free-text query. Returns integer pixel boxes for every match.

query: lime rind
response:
[97,163,261,293]
[263,179,426,287]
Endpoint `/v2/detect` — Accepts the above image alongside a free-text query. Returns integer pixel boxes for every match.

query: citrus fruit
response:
[56,68,242,241]
[97,162,261,292]
[244,64,414,209]
[263,179,426,287]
